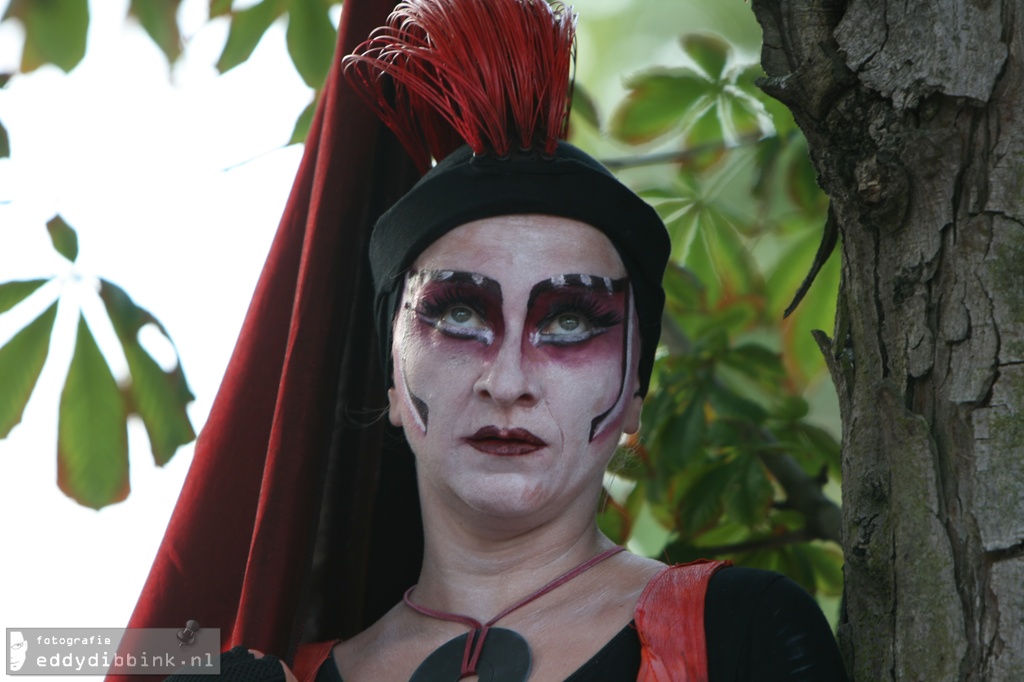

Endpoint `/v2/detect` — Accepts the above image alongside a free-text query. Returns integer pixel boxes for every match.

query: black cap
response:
[369,142,669,397]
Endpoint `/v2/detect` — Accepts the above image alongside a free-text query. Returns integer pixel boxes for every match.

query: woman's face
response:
[388,215,643,523]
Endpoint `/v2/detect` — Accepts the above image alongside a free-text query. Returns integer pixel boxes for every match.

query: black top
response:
[317,567,848,681]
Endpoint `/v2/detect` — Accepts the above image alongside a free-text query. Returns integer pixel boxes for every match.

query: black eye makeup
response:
[528,275,629,347]
[403,271,629,349]
[405,270,503,344]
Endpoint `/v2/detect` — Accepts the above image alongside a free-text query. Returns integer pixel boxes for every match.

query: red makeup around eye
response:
[525,276,627,352]
[406,270,504,344]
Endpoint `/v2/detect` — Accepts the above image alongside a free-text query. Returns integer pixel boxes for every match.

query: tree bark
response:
[750,0,1024,679]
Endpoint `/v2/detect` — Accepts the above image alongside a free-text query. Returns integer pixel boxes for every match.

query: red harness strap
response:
[293,559,730,682]
[635,559,731,682]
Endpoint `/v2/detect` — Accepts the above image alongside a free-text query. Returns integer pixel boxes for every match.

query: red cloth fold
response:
[116,2,418,676]
[635,560,731,681]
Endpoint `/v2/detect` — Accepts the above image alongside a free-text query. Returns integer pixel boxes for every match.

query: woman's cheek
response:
[401,327,493,400]
[533,331,623,368]
[535,346,624,408]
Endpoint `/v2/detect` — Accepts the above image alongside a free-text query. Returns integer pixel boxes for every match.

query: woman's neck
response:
[410,498,616,620]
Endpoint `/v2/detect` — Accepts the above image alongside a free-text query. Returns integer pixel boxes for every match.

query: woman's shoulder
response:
[703,566,848,681]
[631,562,847,680]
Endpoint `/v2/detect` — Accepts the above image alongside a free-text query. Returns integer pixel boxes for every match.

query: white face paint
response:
[388,215,643,520]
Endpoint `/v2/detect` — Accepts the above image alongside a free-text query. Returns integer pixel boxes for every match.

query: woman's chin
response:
[448,474,585,528]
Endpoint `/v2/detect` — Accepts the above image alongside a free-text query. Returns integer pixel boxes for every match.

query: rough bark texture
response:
[751,0,1024,679]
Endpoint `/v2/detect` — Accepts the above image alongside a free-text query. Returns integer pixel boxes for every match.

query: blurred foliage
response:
[572,18,843,601]
[0,0,842,600]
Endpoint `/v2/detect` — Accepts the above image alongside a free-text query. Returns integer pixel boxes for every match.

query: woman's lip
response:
[466,426,546,456]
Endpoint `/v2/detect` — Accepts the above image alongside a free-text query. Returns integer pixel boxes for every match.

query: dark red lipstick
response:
[466,426,546,456]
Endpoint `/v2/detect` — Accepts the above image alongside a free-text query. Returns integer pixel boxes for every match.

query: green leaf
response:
[58,314,129,509]
[689,301,760,340]
[129,0,183,64]
[751,135,783,203]
[708,383,768,424]
[777,544,818,593]
[570,84,600,130]
[5,0,89,73]
[682,33,730,80]
[767,223,838,382]
[682,104,725,171]
[209,0,233,18]
[216,0,287,74]
[793,423,841,470]
[0,301,57,438]
[0,117,9,158]
[658,390,707,473]
[721,343,786,383]
[786,143,826,213]
[772,395,809,421]
[802,542,845,595]
[733,64,765,99]
[596,495,631,544]
[286,0,337,89]
[678,460,734,537]
[762,94,798,138]
[610,69,711,145]
[722,454,773,526]
[0,278,49,315]
[706,419,749,449]
[662,263,704,313]
[685,208,758,303]
[100,280,195,465]
[46,215,78,262]
[288,97,317,145]
[641,385,675,447]
[723,94,763,140]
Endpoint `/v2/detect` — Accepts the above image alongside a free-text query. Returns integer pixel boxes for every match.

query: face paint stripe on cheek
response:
[393,290,430,435]
[588,282,635,442]
[410,392,430,430]
[396,354,429,434]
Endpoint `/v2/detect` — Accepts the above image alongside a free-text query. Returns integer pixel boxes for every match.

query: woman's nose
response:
[474,335,539,407]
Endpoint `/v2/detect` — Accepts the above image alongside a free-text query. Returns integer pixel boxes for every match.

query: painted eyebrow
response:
[408,269,503,299]
[527,274,629,308]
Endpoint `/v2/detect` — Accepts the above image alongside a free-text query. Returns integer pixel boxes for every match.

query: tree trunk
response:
[750,0,1024,679]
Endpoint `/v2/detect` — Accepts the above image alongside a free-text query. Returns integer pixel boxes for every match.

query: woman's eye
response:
[430,304,493,342]
[537,312,601,344]
[443,306,483,327]
[544,313,588,334]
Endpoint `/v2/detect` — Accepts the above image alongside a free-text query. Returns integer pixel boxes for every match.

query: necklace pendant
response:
[408,627,531,682]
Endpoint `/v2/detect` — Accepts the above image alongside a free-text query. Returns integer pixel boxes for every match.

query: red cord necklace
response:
[403,546,625,681]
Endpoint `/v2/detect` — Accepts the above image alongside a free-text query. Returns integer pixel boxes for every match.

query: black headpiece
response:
[345,0,670,396]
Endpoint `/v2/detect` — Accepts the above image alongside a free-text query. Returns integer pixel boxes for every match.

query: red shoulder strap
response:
[292,641,339,682]
[634,560,730,682]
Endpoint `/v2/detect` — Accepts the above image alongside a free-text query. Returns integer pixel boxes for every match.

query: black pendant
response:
[408,627,532,682]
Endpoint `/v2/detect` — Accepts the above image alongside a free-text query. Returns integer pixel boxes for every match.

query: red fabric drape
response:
[635,560,730,682]
[116,1,421,675]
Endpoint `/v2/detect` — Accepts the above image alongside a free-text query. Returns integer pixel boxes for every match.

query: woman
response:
[333,213,662,680]
[153,0,847,680]
[288,1,847,679]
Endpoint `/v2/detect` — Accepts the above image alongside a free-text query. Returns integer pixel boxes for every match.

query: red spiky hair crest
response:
[343,0,577,173]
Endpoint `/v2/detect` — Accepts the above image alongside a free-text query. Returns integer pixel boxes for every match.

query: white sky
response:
[0,1,311,676]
